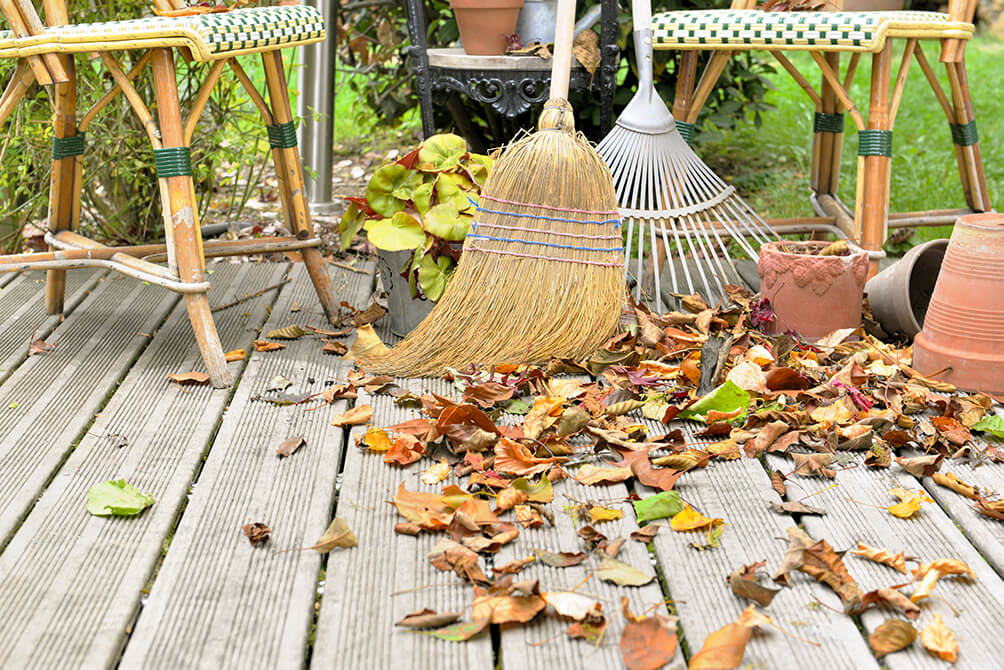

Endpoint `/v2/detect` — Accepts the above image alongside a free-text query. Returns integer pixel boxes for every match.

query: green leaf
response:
[419,618,489,642]
[633,491,683,524]
[366,164,421,216]
[417,253,454,302]
[503,398,531,414]
[365,212,427,252]
[413,182,434,217]
[435,173,475,211]
[465,154,493,185]
[973,414,1004,438]
[417,133,468,171]
[422,203,470,242]
[87,479,156,517]
[511,474,552,503]
[677,380,751,424]
[337,203,365,252]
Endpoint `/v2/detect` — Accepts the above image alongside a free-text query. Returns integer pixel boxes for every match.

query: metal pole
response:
[298,0,337,215]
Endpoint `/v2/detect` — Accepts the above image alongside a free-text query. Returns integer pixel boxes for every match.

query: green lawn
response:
[695,35,1003,245]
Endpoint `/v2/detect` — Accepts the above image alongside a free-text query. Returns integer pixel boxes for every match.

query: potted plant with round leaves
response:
[339,134,492,336]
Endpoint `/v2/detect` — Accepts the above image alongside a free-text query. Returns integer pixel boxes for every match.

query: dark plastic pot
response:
[451,0,525,56]
[865,238,948,337]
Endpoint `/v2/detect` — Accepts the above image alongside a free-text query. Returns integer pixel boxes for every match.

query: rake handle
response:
[549,0,576,100]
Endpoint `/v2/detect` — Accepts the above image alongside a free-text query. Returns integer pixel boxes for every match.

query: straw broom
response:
[360,0,625,377]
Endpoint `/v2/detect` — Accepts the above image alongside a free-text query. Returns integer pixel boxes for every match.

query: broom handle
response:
[549,0,576,99]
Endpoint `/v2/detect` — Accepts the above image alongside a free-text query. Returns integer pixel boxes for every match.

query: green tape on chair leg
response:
[51,133,85,160]
[950,120,978,146]
[858,129,892,157]
[675,121,695,145]
[153,147,193,178]
[266,121,298,149]
[813,112,844,134]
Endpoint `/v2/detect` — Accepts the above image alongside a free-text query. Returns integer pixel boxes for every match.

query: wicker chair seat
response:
[0,5,324,61]
[652,9,973,53]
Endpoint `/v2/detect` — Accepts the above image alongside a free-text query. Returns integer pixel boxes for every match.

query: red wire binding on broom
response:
[471,221,621,240]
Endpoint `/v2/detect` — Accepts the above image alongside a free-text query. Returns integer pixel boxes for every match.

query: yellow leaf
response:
[588,505,623,523]
[744,344,774,367]
[910,559,976,602]
[575,464,632,485]
[921,613,958,662]
[421,459,451,486]
[850,542,907,574]
[524,395,565,440]
[810,400,853,425]
[361,426,392,452]
[671,504,724,532]
[331,404,374,427]
[343,324,388,361]
[887,488,934,519]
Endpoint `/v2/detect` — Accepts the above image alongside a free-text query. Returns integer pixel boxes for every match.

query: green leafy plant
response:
[339,133,491,302]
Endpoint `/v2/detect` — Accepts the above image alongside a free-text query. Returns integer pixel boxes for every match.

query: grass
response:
[695,34,1003,246]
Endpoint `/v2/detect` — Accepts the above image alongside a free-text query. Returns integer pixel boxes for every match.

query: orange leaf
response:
[360,427,392,452]
[514,504,544,528]
[472,590,546,624]
[671,504,723,532]
[688,605,770,669]
[620,598,677,670]
[390,482,454,531]
[921,613,958,662]
[384,434,425,465]
[524,395,565,439]
[494,437,565,477]
[575,464,632,485]
[850,541,908,574]
[494,487,528,513]
[224,348,246,362]
[331,404,373,427]
[253,339,285,352]
[868,619,916,658]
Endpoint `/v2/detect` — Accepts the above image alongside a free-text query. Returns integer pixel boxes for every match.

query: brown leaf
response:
[567,619,608,644]
[471,588,546,624]
[253,339,285,352]
[321,339,347,356]
[331,404,373,427]
[930,415,972,446]
[437,403,500,445]
[895,454,943,477]
[242,522,271,546]
[770,501,826,516]
[728,562,780,607]
[773,526,814,586]
[613,448,681,491]
[390,482,454,531]
[494,437,565,477]
[384,434,425,465]
[536,549,587,568]
[689,605,772,670]
[800,537,864,612]
[765,367,808,391]
[745,421,791,458]
[27,335,56,357]
[428,538,488,583]
[771,470,787,497]
[869,618,916,658]
[974,496,1004,521]
[461,381,515,408]
[858,587,920,620]
[265,324,307,340]
[620,598,677,670]
[921,613,958,662]
[394,522,421,536]
[276,435,305,458]
[167,371,211,386]
[850,541,908,574]
[791,453,836,479]
[384,417,436,440]
[571,28,601,76]
[492,556,536,575]
[630,525,660,543]
[224,348,246,362]
[395,608,460,629]
[602,536,626,558]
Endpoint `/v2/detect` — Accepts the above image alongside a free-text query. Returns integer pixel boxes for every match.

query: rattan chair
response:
[651,0,990,274]
[0,0,337,387]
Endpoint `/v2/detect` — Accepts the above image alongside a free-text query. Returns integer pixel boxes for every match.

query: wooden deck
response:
[0,259,1000,669]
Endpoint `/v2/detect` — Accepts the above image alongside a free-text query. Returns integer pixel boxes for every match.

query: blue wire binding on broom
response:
[468,197,620,227]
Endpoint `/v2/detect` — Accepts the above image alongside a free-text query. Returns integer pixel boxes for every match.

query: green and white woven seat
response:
[652,10,973,53]
[0,5,324,61]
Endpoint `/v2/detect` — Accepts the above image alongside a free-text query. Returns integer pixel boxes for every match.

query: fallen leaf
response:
[394,522,422,536]
[511,474,553,503]
[567,619,608,644]
[514,504,544,529]
[493,556,536,575]
[290,301,302,313]
[895,454,943,477]
[670,505,723,532]
[769,501,826,516]
[869,618,916,658]
[614,449,681,491]
[312,517,358,552]
[166,371,210,386]
[536,550,587,568]
[543,591,603,621]
[395,608,461,629]
[620,598,677,670]
[689,605,771,670]
[851,542,908,574]
[631,525,660,543]
[266,375,292,392]
[253,339,285,352]
[472,589,546,624]
[920,613,958,662]
[575,464,632,485]
[858,587,920,620]
[224,348,246,362]
[419,618,489,641]
[930,415,972,446]
[791,453,836,479]
[800,536,864,612]
[597,557,653,586]
[421,459,451,485]
[27,335,55,356]
[633,491,683,523]
[494,437,565,477]
[391,482,455,531]
[462,381,515,408]
[728,562,780,607]
[887,487,934,519]
[771,470,787,497]
[428,538,488,583]
[494,487,528,513]
[276,435,305,458]
[265,324,307,340]
[361,426,392,452]
[343,324,388,361]
[322,339,347,356]
[773,526,814,586]
[384,434,425,465]
[86,479,155,517]
[726,360,768,393]
[911,558,976,601]
[242,522,271,546]
[589,505,624,524]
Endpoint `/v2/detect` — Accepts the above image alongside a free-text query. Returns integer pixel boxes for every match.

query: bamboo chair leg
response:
[814,52,844,197]
[45,56,77,314]
[854,44,893,279]
[260,49,339,325]
[945,58,990,212]
[671,52,699,126]
[151,48,231,387]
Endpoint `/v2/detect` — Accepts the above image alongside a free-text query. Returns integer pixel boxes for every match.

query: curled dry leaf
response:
[492,556,536,575]
[395,608,460,630]
[394,522,422,536]
[887,487,934,519]
[851,542,908,574]
[631,525,660,543]
[461,381,515,408]
[597,557,653,586]
[535,549,587,568]
[670,505,723,533]
[253,339,285,352]
[543,591,603,621]
[868,618,916,658]
[728,562,780,607]
[769,501,826,516]
[343,324,388,361]
[276,435,305,458]
[471,588,546,624]
[265,324,307,340]
[613,449,681,492]
[27,335,55,357]
[167,371,211,386]
[514,504,544,529]
[790,453,836,479]
[575,464,632,485]
[895,454,943,477]
[494,437,566,477]
[494,487,528,513]
[384,434,425,465]
[242,522,271,546]
[930,415,972,446]
[567,619,608,644]
[911,558,976,602]
[920,613,958,662]
[312,517,358,552]
[322,339,348,356]
[361,426,392,452]
[224,348,246,362]
[428,538,487,583]
[421,459,451,485]
[620,598,678,670]
[688,605,772,670]
[419,618,489,642]
[771,470,787,497]
[858,587,920,620]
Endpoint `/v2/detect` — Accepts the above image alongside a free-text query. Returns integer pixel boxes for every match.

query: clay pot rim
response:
[450,0,525,9]
[955,212,1004,232]
[760,239,868,260]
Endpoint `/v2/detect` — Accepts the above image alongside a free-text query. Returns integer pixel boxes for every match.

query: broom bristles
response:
[359,99,626,378]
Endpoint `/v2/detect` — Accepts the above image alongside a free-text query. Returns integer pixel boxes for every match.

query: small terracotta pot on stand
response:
[757,240,869,340]
[451,0,526,56]
[913,213,1004,394]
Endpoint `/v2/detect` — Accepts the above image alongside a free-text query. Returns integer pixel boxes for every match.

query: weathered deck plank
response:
[312,377,495,670]
[642,421,879,669]
[0,269,104,384]
[120,262,375,669]
[0,262,286,668]
[766,451,1004,669]
[0,272,180,547]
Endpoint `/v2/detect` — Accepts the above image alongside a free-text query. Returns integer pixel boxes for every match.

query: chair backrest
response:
[730,0,978,15]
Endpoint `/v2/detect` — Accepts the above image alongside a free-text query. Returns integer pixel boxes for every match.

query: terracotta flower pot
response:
[451,0,525,56]
[865,238,948,337]
[913,213,1004,394]
[757,240,869,340]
